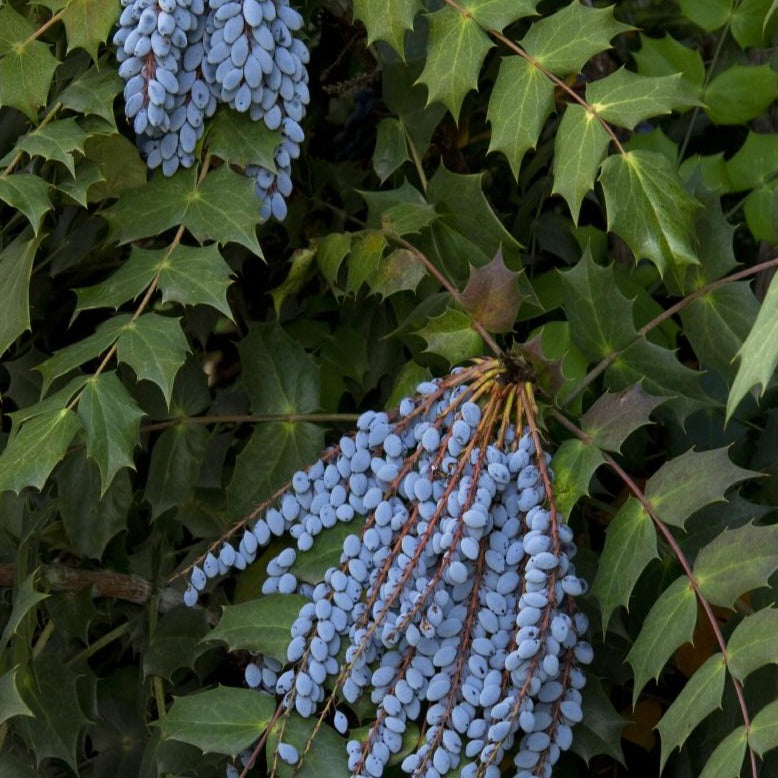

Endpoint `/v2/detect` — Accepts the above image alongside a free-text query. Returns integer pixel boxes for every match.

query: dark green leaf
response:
[61,0,118,59]
[656,653,726,770]
[0,230,40,356]
[15,118,88,177]
[727,608,778,681]
[159,686,276,756]
[749,699,778,757]
[315,232,352,286]
[0,667,34,724]
[551,438,605,518]
[75,247,158,313]
[84,133,147,200]
[380,202,439,236]
[207,594,308,662]
[353,0,422,54]
[463,0,539,30]
[57,160,105,207]
[59,67,122,126]
[704,64,778,125]
[416,305,484,365]
[345,231,387,295]
[207,110,279,170]
[0,174,51,233]
[291,516,366,584]
[270,247,316,316]
[143,606,211,679]
[1,571,49,646]
[699,726,747,778]
[267,711,349,778]
[571,678,626,765]
[373,118,409,183]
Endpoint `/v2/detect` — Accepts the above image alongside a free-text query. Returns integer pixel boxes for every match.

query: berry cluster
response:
[113,0,308,220]
[184,359,592,777]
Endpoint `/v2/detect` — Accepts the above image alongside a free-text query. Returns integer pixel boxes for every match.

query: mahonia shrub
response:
[1,1,778,777]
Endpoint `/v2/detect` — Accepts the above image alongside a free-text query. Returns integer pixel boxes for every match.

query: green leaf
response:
[380,201,439,236]
[159,686,276,756]
[83,133,147,200]
[59,67,122,127]
[15,118,88,177]
[103,167,263,255]
[143,606,211,679]
[644,447,757,530]
[632,33,705,90]
[0,752,40,778]
[207,594,308,662]
[56,160,105,206]
[749,699,778,756]
[207,110,279,170]
[462,0,539,30]
[0,409,82,493]
[699,726,747,778]
[270,247,316,316]
[291,516,366,584]
[520,2,632,75]
[345,231,388,295]
[727,608,778,681]
[599,150,700,277]
[78,371,144,491]
[656,653,726,770]
[1,571,49,646]
[677,0,732,30]
[57,454,131,559]
[267,711,349,778]
[365,248,426,299]
[582,384,666,452]
[117,314,190,405]
[0,667,34,724]
[726,130,778,192]
[16,656,89,771]
[60,0,118,59]
[694,524,778,608]
[728,270,778,418]
[559,250,636,361]
[486,56,554,178]
[0,7,58,119]
[591,497,657,632]
[0,230,40,357]
[731,0,778,46]
[75,248,159,314]
[9,376,86,428]
[315,232,352,286]
[353,0,422,54]
[416,6,493,120]
[743,182,778,242]
[626,576,696,705]
[416,305,484,365]
[704,64,778,125]
[461,249,521,332]
[551,438,605,518]
[552,104,610,222]
[586,69,700,129]
[0,174,51,233]
[571,679,626,765]
[373,118,409,183]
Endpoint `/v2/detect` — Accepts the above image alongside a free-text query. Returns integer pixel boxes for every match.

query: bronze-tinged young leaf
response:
[461,249,522,332]
[644,447,759,530]
[487,56,555,178]
[0,7,58,119]
[633,33,705,90]
[0,668,34,724]
[0,231,41,357]
[582,384,666,452]
[586,69,701,129]
[159,686,276,756]
[416,306,485,366]
[116,314,190,405]
[749,699,778,757]
[207,110,279,170]
[626,576,696,705]
[704,64,778,125]
[0,174,51,233]
[59,67,122,127]
[728,270,778,418]
[698,726,747,778]
[571,679,627,765]
[416,6,493,120]
[656,654,726,770]
[694,524,778,608]
[599,150,700,277]
[462,0,540,30]
[727,608,778,681]
[520,2,633,75]
[353,0,422,55]
[0,409,82,494]
[77,372,144,492]
[207,594,309,661]
[591,497,658,633]
[552,104,610,222]
[551,438,605,518]
[60,0,118,60]
[15,118,88,177]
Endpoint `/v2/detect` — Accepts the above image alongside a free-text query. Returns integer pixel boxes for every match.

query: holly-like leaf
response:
[380,202,439,236]
[315,232,352,287]
[694,524,778,608]
[704,64,778,125]
[159,687,276,756]
[726,130,778,193]
[291,517,366,584]
[591,497,658,633]
[353,0,422,55]
[571,679,626,765]
[520,2,632,75]
[270,247,316,316]
[0,7,58,119]
[83,133,147,200]
[15,118,88,177]
[367,248,426,299]
[0,409,82,494]
[462,0,540,30]
[77,371,144,492]
[56,160,105,207]
[0,230,40,357]
[644,447,758,530]
[116,314,190,405]
[60,0,118,60]
[267,711,349,778]
[551,438,605,518]
[0,668,34,724]
[728,270,778,418]
[586,69,700,129]
[582,384,665,452]
[207,110,279,170]
[207,594,309,662]
[599,150,700,277]
[727,608,778,681]
[416,6,493,120]
[626,576,697,705]
[732,0,778,47]
[486,56,555,178]
[345,231,387,295]
[1,571,49,646]
[699,727,747,778]
[461,249,522,332]
[656,654,726,770]
[677,0,732,31]
[75,248,158,314]
[749,699,778,757]
[416,306,485,365]
[143,606,211,679]
[0,174,51,233]
[633,33,705,90]
[552,104,610,222]
[373,118,409,183]
[59,67,122,127]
